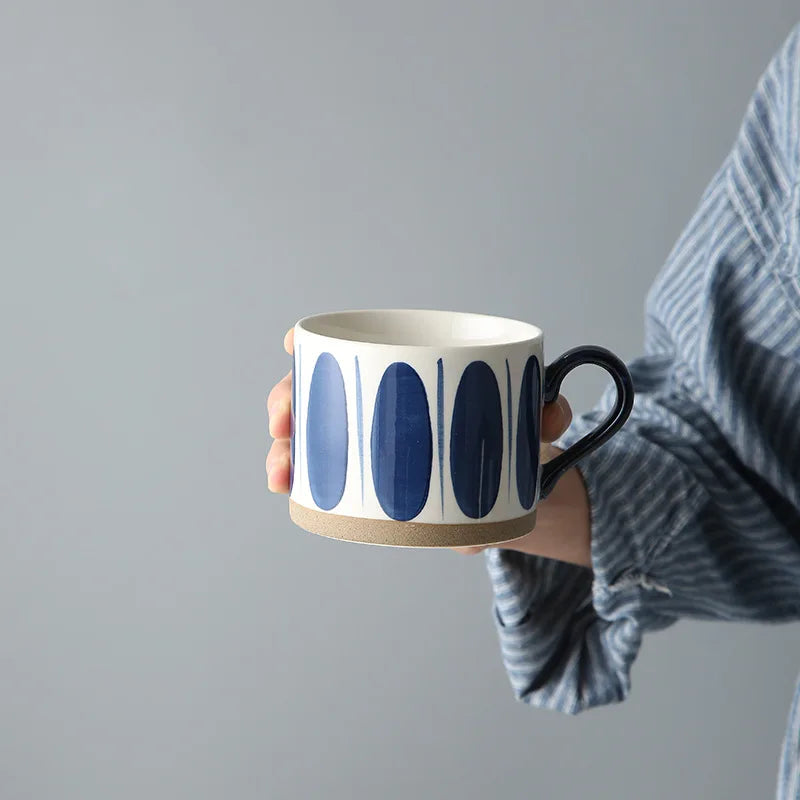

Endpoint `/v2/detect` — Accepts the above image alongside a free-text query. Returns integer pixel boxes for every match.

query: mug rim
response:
[294,308,543,351]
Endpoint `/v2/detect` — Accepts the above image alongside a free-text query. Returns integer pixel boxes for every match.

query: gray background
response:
[2,1,799,798]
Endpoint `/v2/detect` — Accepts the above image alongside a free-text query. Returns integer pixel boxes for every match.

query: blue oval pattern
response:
[371,362,432,521]
[450,361,503,519]
[516,355,541,509]
[306,352,348,510]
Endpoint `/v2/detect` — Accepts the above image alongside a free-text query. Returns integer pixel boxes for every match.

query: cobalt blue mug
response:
[288,309,633,548]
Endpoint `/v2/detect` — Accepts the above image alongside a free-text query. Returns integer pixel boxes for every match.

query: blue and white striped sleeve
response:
[485,24,800,715]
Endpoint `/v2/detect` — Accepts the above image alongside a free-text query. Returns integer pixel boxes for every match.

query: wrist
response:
[497,448,592,568]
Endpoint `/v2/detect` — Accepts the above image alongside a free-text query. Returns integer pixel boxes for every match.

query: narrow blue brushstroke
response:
[506,359,512,502]
[355,355,364,506]
[290,347,296,492]
[296,343,301,485]
[437,358,444,518]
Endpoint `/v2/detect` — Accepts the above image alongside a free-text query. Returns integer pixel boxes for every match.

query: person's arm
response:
[485,24,800,713]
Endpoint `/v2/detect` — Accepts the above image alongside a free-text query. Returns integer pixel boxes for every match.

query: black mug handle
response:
[539,346,634,499]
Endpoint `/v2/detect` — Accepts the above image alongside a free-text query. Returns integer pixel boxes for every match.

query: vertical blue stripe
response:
[506,359,512,502]
[355,355,364,506]
[296,343,301,482]
[437,358,444,518]
[515,355,541,511]
[290,347,296,492]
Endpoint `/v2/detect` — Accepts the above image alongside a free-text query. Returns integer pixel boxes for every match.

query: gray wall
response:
[2,2,799,798]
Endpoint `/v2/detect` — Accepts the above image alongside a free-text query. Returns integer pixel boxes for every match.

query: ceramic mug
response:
[288,309,633,548]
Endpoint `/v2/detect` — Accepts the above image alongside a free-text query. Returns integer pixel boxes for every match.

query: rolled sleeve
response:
[486,379,800,713]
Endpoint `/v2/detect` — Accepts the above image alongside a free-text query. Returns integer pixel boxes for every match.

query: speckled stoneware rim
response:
[290,500,537,548]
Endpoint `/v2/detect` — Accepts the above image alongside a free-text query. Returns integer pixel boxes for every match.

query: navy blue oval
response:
[450,361,503,519]
[305,352,348,510]
[371,362,432,521]
[516,355,541,510]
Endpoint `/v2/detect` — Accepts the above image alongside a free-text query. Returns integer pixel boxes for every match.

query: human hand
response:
[451,408,592,567]
[265,328,296,494]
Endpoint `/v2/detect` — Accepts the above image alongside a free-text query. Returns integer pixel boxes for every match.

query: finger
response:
[450,545,487,555]
[283,327,295,356]
[541,395,572,443]
[267,372,293,438]
[266,439,291,493]
[266,437,290,474]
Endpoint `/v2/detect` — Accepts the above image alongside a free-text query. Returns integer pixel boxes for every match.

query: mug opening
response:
[296,309,542,348]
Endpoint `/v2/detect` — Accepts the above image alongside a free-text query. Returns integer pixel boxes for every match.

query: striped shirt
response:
[485,23,800,799]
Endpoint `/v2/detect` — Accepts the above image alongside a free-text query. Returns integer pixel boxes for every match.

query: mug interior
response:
[296,309,541,348]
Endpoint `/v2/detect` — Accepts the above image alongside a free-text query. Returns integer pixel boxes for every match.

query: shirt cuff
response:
[556,411,706,622]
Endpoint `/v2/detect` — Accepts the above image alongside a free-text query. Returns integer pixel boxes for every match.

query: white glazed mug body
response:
[288,309,633,547]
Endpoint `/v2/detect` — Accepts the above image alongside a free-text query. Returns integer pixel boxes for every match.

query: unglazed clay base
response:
[290,500,537,548]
